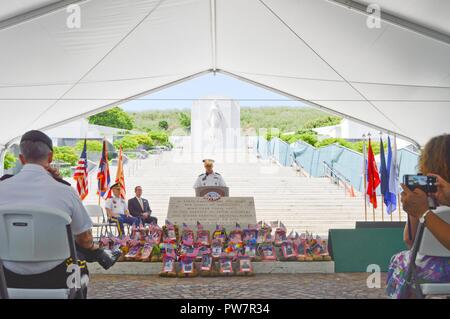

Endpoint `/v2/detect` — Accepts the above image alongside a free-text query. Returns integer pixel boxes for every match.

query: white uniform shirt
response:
[105,196,128,216]
[193,172,227,188]
[0,164,93,275]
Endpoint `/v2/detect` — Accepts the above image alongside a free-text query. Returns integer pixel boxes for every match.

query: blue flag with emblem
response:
[379,138,389,208]
[386,137,397,214]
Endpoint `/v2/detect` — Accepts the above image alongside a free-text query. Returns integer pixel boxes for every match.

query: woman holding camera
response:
[386,134,450,298]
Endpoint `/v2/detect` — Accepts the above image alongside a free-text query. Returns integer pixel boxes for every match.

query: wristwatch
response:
[420,210,432,224]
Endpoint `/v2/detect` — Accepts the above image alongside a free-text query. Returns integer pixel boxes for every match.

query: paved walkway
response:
[88,273,388,299]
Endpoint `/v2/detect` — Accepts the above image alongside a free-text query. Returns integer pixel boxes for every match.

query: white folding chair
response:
[416,208,450,298]
[84,205,114,239]
[0,205,87,299]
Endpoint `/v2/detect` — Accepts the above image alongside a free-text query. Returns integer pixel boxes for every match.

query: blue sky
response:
[121,73,306,111]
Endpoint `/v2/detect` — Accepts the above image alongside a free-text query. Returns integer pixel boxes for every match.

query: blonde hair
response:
[419,134,450,182]
[204,160,214,167]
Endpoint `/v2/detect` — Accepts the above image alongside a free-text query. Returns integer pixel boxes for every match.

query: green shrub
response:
[263,128,281,141]
[75,140,103,152]
[296,133,318,146]
[304,116,341,129]
[315,138,353,149]
[4,152,17,170]
[148,131,169,145]
[279,129,318,146]
[349,140,384,155]
[53,146,78,166]
[178,112,191,131]
[158,120,169,131]
[114,135,139,151]
[133,134,154,149]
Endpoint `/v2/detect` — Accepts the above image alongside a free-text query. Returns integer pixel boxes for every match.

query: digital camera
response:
[403,174,437,193]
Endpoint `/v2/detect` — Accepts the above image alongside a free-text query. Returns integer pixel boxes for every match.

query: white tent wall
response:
[0,0,449,163]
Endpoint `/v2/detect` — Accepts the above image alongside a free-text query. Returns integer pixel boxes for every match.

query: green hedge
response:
[266,132,385,155]
[75,140,103,152]
[304,116,341,129]
[114,135,139,151]
[280,130,318,146]
[148,131,169,145]
[53,146,78,166]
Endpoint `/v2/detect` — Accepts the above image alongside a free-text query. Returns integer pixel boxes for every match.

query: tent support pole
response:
[327,0,450,46]
[210,0,217,74]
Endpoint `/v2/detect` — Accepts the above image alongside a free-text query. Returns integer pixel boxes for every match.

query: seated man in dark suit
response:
[128,186,158,225]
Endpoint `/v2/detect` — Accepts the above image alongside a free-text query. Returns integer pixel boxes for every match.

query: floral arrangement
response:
[99,220,332,278]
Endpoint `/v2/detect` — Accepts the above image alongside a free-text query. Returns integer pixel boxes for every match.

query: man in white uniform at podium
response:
[193,159,227,188]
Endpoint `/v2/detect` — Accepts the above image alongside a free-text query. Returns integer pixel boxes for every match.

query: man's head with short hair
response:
[135,186,143,198]
[19,130,53,167]
[111,183,121,197]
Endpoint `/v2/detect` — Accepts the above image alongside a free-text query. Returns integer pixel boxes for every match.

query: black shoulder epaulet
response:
[215,172,221,176]
[199,173,205,177]
[0,173,71,186]
[55,177,71,186]
[0,174,14,181]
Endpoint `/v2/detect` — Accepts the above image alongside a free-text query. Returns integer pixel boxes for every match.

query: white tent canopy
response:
[0,0,449,155]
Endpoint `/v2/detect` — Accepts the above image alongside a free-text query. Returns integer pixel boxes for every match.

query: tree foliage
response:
[304,116,342,129]
[3,152,17,170]
[178,112,191,131]
[75,140,104,152]
[148,131,169,145]
[281,131,319,146]
[53,146,79,166]
[114,135,139,151]
[132,134,154,149]
[88,107,135,130]
[158,120,169,130]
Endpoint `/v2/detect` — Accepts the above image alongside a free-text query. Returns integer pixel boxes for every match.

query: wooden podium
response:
[195,186,229,197]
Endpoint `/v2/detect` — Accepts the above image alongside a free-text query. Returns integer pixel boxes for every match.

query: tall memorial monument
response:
[191,96,241,160]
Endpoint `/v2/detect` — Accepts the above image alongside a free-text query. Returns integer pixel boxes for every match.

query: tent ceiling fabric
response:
[0,0,449,148]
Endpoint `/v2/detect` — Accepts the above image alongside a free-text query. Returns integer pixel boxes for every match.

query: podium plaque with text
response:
[167,197,256,231]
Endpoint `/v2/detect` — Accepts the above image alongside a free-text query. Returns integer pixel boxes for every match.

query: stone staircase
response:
[81,143,405,236]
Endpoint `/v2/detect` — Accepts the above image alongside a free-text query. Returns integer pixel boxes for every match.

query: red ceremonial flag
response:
[115,146,126,199]
[366,138,380,208]
[73,139,88,200]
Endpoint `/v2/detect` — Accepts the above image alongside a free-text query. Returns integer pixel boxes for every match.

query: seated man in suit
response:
[128,186,158,225]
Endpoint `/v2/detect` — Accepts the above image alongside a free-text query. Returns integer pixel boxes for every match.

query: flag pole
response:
[97,139,102,207]
[380,132,384,222]
[362,134,368,222]
[393,133,401,222]
[368,133,376,222]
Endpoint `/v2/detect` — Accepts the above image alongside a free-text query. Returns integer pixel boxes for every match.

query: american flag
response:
[97,139,110,198]
[74,139,89,200]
